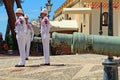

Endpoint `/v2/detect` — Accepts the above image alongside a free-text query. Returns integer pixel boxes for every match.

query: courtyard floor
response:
[0,53,120,80]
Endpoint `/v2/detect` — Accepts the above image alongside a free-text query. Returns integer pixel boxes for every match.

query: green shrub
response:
[5,34,13,50]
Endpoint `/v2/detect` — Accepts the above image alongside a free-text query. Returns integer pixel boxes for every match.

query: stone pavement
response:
[0,54,120,80]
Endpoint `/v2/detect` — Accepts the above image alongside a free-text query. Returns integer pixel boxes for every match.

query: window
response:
[65,14,69,20]
[69,17,71,20]
[102,12,108,26]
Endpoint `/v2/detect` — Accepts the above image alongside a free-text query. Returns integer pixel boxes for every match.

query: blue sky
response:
[0,0,65,40]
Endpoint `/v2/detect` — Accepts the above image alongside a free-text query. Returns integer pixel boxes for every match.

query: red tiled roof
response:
[81,0,120,3]
[87,2,119,9]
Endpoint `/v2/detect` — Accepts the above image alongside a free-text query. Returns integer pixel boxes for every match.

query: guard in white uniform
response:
[40,8,50,65]
[24,14,34,60]
[15,8,27,67]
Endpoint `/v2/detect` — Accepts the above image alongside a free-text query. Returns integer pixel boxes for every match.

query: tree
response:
[15,0,23,8]
[0,0,3,6]
[3,0,17,50]
[3,0,16,37]
[0,0,24,50]
[5,0,23,40]
[0,0,24,37]
[5,0,14,40]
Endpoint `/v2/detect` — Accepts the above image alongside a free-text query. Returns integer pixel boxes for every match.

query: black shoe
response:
[15,64,25,67]
[26,58,29,60]
[40,63,50,66]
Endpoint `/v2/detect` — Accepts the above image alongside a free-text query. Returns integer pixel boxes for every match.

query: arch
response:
[102,12,108,26]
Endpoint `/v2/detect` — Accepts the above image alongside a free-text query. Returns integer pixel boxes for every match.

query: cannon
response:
[52,32,120,57]
[52,32,120,80]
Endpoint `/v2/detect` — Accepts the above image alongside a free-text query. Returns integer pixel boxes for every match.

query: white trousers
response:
[42,33,50,64]
[25,34,31,58]
[16,34,26,65]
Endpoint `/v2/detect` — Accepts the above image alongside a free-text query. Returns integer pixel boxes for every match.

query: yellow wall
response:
[91,9,100,35]
[82,14,91,34]
[70,1,82,32]
[54,14,64,21]
[113,10,119,36]
[54,0,92,35]
[54,1,120,36]
[90,9,119,36]
[118,7,120,36]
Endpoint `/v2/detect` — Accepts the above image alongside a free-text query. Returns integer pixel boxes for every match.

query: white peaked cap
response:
[24,14,28,19]
[41,8,48,14]
[16,8,23,14]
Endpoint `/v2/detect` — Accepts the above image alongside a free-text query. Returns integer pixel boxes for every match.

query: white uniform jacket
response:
[26,23,34,41]
[40,16,50,40]
[15,16,27,39]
